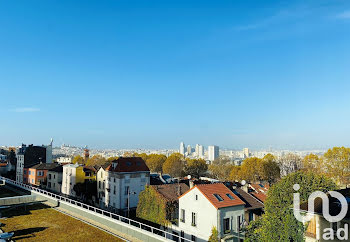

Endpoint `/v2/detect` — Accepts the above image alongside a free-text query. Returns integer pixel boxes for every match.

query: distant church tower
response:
[84,146,90,161]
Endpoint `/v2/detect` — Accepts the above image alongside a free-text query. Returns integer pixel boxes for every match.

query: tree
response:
[146,154,167,173]
[229,166,242,181]
[208,226,219,242]
[185,158,208,178]
[323,147,350,186]
[86,155,107,166]
[72,155,85,164]
[162,153,185,178]
[277,153,302,177]
[302,153,321,172]
[209,156,234,181]
[239,157,263,182]
[246,171,337,241]
[260,154,280,184]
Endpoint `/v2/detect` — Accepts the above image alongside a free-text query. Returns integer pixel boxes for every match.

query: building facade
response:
[97,157,150,213]
[178,183,245,242]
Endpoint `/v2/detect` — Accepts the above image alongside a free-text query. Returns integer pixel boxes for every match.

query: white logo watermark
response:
[293,184,349,240]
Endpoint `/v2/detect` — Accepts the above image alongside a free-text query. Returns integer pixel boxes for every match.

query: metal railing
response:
[0,176,192,242]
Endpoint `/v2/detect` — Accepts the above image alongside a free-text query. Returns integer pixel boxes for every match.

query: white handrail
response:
[0,176,192,242]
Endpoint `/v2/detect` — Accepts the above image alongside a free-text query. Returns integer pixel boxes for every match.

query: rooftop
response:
[106,157,149,173]
[152,183,190,202]
[180,183,245,209]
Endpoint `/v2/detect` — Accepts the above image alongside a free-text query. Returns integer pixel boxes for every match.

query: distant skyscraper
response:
[243,148,250,158]
[198,145,204,158]
[195,144,199,155]
[187,145,192,155]
[180,142,185,156]
[208,145,219,161]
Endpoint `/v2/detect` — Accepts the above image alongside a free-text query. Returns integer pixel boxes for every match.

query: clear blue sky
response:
[1,0,350,150]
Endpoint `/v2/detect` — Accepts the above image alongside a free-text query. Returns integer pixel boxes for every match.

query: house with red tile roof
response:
[178,183,245,242]
[96,157,150,214]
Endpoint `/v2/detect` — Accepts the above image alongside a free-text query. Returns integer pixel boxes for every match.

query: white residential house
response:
[97,157,150,213]
[47,165,63,193]
[178,183,245,242]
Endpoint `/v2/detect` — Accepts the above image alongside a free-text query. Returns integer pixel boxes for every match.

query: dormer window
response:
[226,193,234,200]
[213,194,224,201]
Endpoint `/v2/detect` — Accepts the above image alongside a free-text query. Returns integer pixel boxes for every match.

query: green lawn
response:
[0,204,123,241]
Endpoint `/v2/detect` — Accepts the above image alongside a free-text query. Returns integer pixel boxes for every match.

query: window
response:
[195,194,198,200]
[226,193,234,200]
[48,182,51,188]
[54,174,56,179]
[191,212,197,227]
[113,185,116,195]
[99,181,101,189]
[223,218,230,233]
[48,174,51,180]
[180,231,185,242]
[213,194,224,201]
[24,170,27,175]
[180,209,185,223]
[191,235,196,241]
[28,171,31,175]
[32,179,34,183]
[114,178,116,183]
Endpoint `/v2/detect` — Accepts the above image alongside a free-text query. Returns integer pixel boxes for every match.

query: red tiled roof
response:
[106,157,149,173]
[152,183,190,202]
[180,183,245,209]
[249,191,267,203]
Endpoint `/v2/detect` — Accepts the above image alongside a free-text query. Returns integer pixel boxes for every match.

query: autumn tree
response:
[260,154,280,184]
[162,153,185,178]
[184,158,208,178]
[323,147,350,186]
[209,156,234,181]
[208,226,219,242]
[239,157,263,182]
[229,166,242,181]
[146,154,167,173]
[302,153,321,173]
[72,155,85,164]
[86,155,107,166]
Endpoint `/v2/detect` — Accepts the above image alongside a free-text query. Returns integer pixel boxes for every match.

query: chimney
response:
[189,180,194,189]
[242,183,249,193]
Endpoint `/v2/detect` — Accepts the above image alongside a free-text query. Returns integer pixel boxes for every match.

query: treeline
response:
[72,152,208,178]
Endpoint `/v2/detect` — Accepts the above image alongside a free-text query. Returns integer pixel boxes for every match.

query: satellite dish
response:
[241,180,247,186]
[187,175,191,180]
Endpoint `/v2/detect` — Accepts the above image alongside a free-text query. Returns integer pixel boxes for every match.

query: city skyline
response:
[2,0,350,149]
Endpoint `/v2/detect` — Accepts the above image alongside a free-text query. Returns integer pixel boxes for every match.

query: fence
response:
[0,176,192,242]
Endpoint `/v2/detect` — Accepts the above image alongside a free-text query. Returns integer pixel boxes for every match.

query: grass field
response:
[0,186,21,198]
[0,204,123,241]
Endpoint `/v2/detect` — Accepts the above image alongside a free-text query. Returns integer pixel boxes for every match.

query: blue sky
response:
[1,0,350,150]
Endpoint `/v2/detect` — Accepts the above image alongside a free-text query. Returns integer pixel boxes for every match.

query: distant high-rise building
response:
[180,142,185,156]
[243,148,250,158]
[195,144,199,155]
[198,145,204,158]
[208,145,219,161]
[187,145,192,155]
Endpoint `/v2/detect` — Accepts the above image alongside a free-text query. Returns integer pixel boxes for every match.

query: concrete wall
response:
[1,177,186,242]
